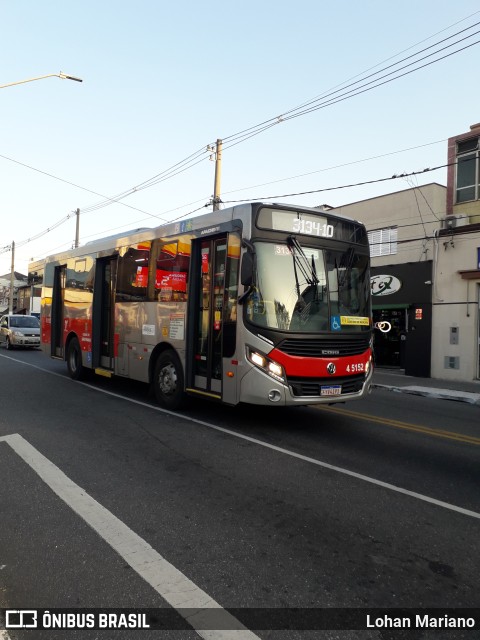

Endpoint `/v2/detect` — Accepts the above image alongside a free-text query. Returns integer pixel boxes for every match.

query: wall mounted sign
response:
[371,274,402,297]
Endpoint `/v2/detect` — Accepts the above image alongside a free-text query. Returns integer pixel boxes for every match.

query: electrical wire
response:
[221,20,480,149]
[0,213,73,255]
[57,15,480,214]
[0,161,455,259]
[221,163,452,204]
[221,139,447,196]
[26,203,211,263]
[78,147,211,214]
[275,11,480,116]
[275,25,480,120]
[0,152,168,222]
[0,135,445,256]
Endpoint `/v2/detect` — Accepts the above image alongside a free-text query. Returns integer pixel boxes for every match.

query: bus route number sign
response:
[257,208,337,239]
[292,216,334,238]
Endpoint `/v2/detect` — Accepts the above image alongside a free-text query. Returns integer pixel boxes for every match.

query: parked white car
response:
[0,314,40,349]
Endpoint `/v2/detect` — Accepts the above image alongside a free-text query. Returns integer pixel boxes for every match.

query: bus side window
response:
[153,240,190,303]
[116,244,150,302]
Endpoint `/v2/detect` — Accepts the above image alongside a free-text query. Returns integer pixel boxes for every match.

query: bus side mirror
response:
[241,252,254,287]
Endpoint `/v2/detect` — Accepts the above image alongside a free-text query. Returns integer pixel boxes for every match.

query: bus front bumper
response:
[239,364,373,406]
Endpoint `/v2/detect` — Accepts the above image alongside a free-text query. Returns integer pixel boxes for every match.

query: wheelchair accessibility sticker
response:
[331,315,370,331]
[331,316,341,331]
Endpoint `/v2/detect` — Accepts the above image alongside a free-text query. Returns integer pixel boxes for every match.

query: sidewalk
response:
[372,368,480,406]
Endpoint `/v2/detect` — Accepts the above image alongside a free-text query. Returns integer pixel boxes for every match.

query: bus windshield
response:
[245,240,370,332]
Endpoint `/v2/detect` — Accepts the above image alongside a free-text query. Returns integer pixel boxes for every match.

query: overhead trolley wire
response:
[221,22,480,150]
[79,145,211,214]
[78,15,480,212]
[0,152,169,221]
[220,163,452,204]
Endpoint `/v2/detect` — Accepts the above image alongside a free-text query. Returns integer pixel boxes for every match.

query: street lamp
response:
[2,71,82,313]
[0,71,83,89]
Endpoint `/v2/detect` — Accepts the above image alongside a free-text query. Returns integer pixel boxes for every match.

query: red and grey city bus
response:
[31,201,373,409]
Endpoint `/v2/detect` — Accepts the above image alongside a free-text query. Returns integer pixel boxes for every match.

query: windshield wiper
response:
[287,236,320,313]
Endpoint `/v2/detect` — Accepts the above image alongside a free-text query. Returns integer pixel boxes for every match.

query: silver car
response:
[0,314,41,350]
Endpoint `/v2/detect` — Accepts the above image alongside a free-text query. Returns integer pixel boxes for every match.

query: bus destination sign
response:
[256,207,367,244]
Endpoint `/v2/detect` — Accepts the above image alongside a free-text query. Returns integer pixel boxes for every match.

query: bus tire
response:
[153,350,185,410]
[66,337,85,380]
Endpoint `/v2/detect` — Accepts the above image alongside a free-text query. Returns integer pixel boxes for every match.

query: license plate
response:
[321,385,342,397]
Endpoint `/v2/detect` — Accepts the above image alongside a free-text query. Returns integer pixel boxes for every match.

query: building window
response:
[456,137,479,203]
[368,227,398,257]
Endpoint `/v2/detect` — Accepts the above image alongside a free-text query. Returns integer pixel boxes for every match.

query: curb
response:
[372,383,480,406]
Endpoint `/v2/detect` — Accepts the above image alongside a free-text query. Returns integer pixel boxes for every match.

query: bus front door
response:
[190,236,228,399]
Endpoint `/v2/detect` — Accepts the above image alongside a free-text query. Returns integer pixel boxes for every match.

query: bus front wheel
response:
[66,338,85,380]
[153,350,185,410]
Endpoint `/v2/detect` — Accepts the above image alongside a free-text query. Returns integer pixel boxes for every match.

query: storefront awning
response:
[458,270,480,280]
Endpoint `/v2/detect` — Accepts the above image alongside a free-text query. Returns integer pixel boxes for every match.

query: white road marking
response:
[0,433,259,640]
[2,354,480,522]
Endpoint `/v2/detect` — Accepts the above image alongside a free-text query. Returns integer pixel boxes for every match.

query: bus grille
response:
[288,374,366,397]
[277,336,370,357]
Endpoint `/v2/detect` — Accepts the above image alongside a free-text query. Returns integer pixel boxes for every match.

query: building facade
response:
[0,271,29,314]
[325,183,446,377]
[432,123,480,381]
[325,120,480,384]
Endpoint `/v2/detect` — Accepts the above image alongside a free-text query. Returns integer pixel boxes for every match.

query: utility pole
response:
[75,208,80,248]
[213,139,222,211]
[8,241,15,314]
[0,72,83,89]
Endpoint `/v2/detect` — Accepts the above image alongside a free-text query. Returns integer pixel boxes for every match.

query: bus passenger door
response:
[51,265,66,358]
[189,236,228,399]
[92,257,117,371]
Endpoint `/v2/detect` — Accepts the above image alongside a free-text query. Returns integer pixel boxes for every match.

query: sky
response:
[1,0,480,276]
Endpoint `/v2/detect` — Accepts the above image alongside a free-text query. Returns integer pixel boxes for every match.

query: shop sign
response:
[371,274,402,297]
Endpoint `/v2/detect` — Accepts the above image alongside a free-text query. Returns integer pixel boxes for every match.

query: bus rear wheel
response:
[153,350,185,410]
[66,337,85,380]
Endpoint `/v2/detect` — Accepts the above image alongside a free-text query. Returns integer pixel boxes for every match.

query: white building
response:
[431,122,480,382]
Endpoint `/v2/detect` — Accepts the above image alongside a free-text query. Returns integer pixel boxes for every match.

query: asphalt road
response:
[0,348,479,640]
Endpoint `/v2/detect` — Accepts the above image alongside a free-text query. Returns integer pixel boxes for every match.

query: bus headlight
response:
[246,347,285,383]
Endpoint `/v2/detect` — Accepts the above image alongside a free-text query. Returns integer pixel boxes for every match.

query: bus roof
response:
[33,201,365,266]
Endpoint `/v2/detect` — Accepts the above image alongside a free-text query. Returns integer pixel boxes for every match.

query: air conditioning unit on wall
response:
[443,213,470,229]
